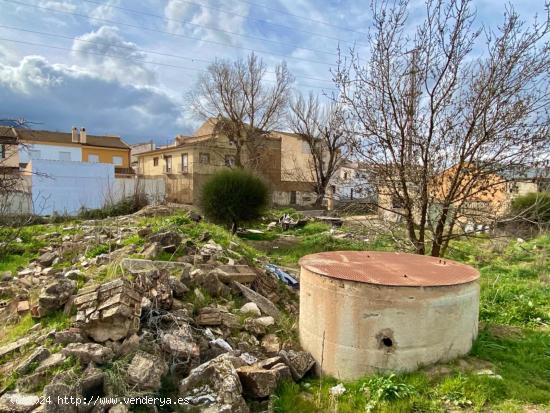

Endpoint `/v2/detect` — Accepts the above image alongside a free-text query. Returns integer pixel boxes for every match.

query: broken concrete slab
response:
[62,343,114,365]
[279,350,315,381]
[37,278,76,314]
[233,282,280,320]
[127,351,168,391]
[15,346,50,375]
[74,278,141,342]
[121,258,192,277]
[196,264,257,284]
[179,353,249,413]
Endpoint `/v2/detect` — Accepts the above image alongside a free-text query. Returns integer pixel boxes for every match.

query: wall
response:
[0,142,20,167]
[278,132,315,183]
[27,160,165,215]
[19,143,82,163]
[29,159,115,215]
[82,146,130,168]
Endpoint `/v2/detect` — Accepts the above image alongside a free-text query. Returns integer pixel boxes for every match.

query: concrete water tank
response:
[299,251,480,380]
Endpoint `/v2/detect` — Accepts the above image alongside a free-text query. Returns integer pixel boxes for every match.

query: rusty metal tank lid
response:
[299,251,479,286]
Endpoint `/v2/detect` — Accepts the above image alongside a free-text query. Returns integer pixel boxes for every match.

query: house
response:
[14,127,132,174]
[333,161,372,202]
[130,141,156,170]
[136,119,318,205]
[0,126,19,171]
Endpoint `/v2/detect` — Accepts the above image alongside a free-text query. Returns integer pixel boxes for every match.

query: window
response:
[112,156,123,166]
[88,154,99,163]
[153,157,159,166]
[225,155,235,167]
[199,152,210,164]
[29,149,41,160]
[181,153,188,173]
[0,144,5,159]
[59,151,71,161]
[165,155,172,172]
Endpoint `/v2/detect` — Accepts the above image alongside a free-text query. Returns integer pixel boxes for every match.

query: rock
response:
[118,333,140,356]
[133,268,173,310]
[127,352,168,391]
[142,242,160,260]
[138,227,152,237]
[161,323,200,360]
[266,222,277,230]
[43,383,77,413]
[17,300,30,315]
[329,383,346,396]
[179,353,248,413]
[148,231,182,247]
[0,271,12,282]
[194,271,231,298]
[16,346,50,375]
[190,212,202,222]
[236,366,280,398]
[74,278,141,342]
[239,302,261,317]
[38,279,76,313]
[196,307,239,328]
[261,334,281,355]
[79,365,105,402]
[37,251,57,267]
[62,343,114,365]
[169,276,189,298]
[36,352,66,372]
[0,392,40,413]
[244,317,274,336]
[64,269,83,280]
[233,282,280,320]
[279,350,315,381]
[54,328,86,345]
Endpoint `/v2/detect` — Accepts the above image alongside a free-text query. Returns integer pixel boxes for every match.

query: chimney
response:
[71,127,79,143]
[80,127,87,144]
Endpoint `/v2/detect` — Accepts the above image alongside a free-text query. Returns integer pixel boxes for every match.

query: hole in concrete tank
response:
[382,337,393,347]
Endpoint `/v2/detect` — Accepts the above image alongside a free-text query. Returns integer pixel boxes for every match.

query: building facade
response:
[137,120,318,206]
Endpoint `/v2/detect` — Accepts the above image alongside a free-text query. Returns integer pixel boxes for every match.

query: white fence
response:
[2,160,165,216]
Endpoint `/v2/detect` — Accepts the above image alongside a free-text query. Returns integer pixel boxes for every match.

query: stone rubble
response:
[0,206,313,412]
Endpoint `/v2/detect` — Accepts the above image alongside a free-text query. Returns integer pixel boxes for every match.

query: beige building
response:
[137,119,318,205]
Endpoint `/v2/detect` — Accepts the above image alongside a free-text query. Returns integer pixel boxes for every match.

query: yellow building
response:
[137,119,317,205]
[13,127,131,171]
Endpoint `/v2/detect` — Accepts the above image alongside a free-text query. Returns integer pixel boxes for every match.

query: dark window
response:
[392,195,404,209]
[153,157,159,166]
[165,155,172,172]
[225,155,235,167]
[199,152,210,164]
[290,191,297,204]
[0,144,5,159]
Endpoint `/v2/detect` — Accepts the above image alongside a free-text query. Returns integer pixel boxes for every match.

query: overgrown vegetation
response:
[199,169,269,232]
[511,191,550,227]
[78,195,148,220]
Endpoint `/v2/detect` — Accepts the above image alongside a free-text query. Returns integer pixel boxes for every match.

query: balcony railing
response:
[179,165,189,174]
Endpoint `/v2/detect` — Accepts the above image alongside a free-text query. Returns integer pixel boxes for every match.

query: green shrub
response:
[79,196,147,220]
[510,191,550,224]
[199,169,269,232]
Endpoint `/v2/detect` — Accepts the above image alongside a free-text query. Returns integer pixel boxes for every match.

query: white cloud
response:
[72,26,155,86]
[0,55,189,142]
[164,0,250,44]
[89,0,120,22]
[38,0,77,13]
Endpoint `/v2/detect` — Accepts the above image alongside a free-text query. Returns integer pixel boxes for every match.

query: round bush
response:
[199,169,269,231]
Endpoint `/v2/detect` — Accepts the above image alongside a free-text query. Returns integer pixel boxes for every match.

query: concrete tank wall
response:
[299,267,479,380]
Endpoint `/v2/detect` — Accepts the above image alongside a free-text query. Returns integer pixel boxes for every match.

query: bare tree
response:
[288,93,350,206]
[334,0,550,256]
[188,53,293,169]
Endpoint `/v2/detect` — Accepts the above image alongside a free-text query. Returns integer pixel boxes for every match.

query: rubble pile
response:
[0,206,310,413]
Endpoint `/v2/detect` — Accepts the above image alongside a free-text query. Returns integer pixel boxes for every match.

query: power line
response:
[224,0,368,36]
[88,0,364,46]
[0,37,338,91]
[0,24,334,83]
[3,0,336,67]
[79,0,338,57]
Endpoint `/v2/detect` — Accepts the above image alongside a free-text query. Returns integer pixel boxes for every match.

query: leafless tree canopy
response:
[188,53,293,168]
[334,0,550,256]
[288,93,350,205]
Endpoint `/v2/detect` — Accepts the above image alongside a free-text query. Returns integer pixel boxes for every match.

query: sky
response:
[0,0,546,144]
